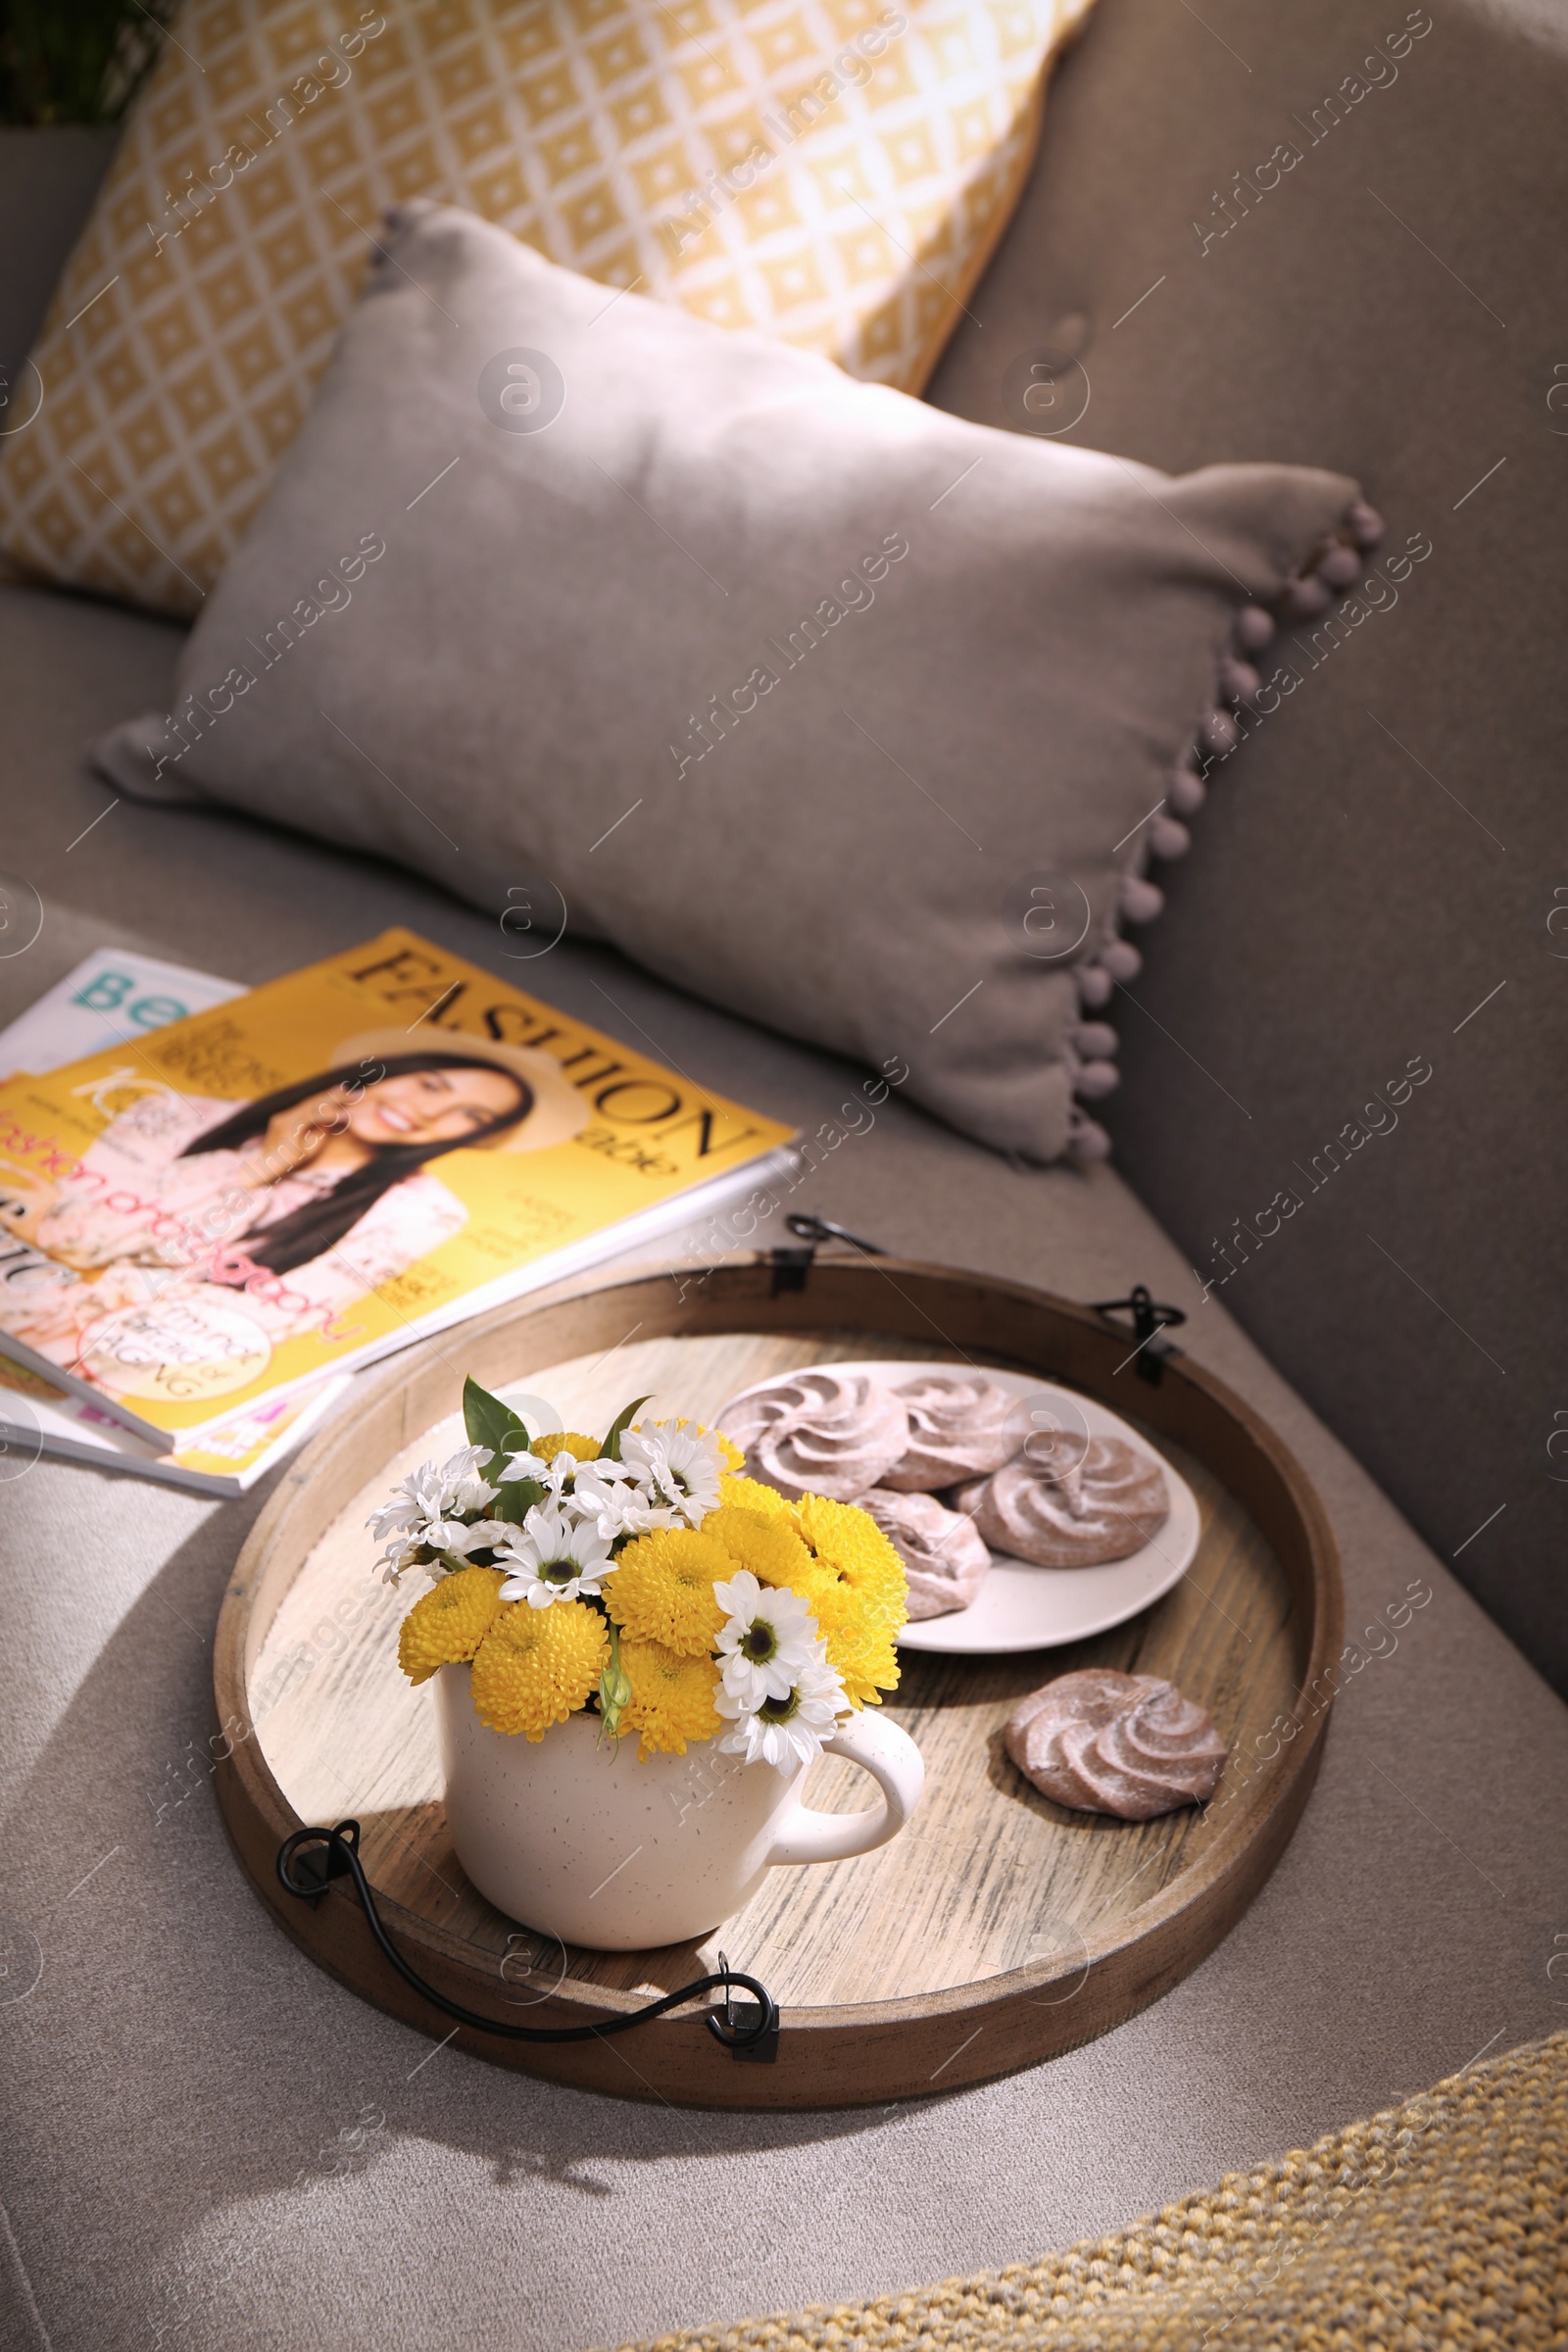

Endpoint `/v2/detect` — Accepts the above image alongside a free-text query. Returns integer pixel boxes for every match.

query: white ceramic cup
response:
[435,1666,925,1951]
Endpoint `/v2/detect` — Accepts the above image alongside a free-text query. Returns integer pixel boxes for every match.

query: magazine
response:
[0,946,242,1082]
[0,1349,349,1495]
[0,948,346,1492]
[0,927,798,1449]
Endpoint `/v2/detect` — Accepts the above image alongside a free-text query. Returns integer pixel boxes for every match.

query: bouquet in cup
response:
[369,1380,907,1766]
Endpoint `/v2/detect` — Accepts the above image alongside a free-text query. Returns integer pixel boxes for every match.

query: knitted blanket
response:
[623,2029,1567,2350]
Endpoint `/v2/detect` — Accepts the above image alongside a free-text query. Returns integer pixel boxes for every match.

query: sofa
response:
[3,3,1565,2348]
[928,0,1568,1699]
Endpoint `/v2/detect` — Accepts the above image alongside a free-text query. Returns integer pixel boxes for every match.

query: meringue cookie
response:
[858,1488,992,1619]
[954,1435,1168,1567]
[1005,1669,1227,1818]
[881,1375,1030,1491]
[719,1370,909,1501]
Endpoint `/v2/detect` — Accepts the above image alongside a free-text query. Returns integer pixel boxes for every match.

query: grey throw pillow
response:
[94,202,1367,1162]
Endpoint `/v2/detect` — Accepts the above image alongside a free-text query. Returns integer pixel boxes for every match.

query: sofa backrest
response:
[932,0,1568,1692]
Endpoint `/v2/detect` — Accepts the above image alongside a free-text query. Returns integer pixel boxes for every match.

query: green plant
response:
[0,0,170,126]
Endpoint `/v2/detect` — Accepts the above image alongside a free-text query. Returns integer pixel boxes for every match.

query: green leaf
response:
[0,0,172,128]
[601,1394,653,1463]
[463,1375,533,1478]
[492,1476,546,1526]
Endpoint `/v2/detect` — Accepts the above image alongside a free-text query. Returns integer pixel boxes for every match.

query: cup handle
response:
[763,1708,924,1867]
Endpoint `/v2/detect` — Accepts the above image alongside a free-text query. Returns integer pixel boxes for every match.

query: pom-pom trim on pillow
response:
[1061,502,1386,1162]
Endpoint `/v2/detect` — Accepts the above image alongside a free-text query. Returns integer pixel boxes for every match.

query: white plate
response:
[718,1358,1200,1657]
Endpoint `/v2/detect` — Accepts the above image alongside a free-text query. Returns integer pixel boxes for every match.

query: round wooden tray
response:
[214,1257,1343,2110]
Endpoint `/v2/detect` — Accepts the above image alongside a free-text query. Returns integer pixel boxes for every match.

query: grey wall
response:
[0,124,118,407]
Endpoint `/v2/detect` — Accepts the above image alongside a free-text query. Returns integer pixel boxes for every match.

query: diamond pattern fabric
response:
[0,0,1093,616]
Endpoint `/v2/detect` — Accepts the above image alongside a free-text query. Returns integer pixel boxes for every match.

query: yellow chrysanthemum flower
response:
[717,1472,792,1519]
[794,1494,907,1706]
[619,1637,722,1758]
[824,1620,903,1709]
[704,1501,818,1595]
[796,1494,908,1611]
[800,1562,901,1706]
[534,1431,600,1464]
[397,1567,506,1687]
[468,1597,609,1740]
[607,1527,730,1656]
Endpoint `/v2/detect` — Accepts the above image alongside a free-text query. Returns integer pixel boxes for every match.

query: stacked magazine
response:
[0,929,797,1494]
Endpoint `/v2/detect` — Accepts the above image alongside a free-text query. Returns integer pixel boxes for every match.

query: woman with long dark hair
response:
[172,1051,532,1275]
[8,1034,586,1366]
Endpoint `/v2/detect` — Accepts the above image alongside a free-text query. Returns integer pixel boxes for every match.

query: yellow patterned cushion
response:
[0,0,1094,617]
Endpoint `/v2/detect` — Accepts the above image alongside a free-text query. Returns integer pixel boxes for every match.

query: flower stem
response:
[598,1621,632,1746]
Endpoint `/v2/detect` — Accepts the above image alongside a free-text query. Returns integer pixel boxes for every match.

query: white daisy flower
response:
[715,1650,847,1772]
[374,1531,425,1588]
[494,1506,615,1607]
[498,1446,585,1507]
[496,1446,553,1485]
[367,1445,497,1540]
[375,1513,510,1587]
[712,1571,820,1709]
[569,1458,682,1544]
[437,1516,513,1560]
[619,1423,725,1528]
[368,1445,498,1582]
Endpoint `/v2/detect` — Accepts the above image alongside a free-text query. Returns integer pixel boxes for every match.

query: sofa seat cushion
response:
[617,2030,1568,2352]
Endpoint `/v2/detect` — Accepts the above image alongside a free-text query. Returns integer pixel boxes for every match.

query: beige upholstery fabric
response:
[620,2030,1568,2350]
[89,203,1359,1164]
[925,0,1568,1694]
[0,0,1093,616]
[2,576,1566,2352]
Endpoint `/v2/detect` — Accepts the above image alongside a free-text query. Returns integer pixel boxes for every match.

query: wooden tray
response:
[214,1257,1342,2110]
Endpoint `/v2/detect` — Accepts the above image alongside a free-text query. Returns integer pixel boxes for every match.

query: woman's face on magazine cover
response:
[343,1066,524,1148]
